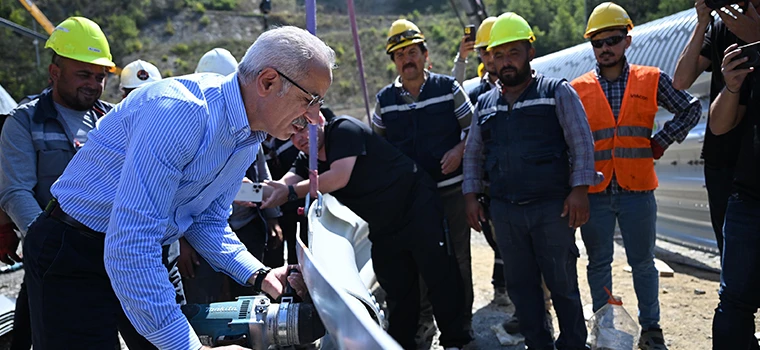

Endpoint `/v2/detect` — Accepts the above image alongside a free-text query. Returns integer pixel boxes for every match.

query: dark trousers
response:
[280,209,308,265]
[491,198,587,350]
[478,194,505,289]
[23,214,183,350]
[371,190,471,349]
[439,184,473,327]
[10,282,31,350]
[183,217,269,303]
[712,195,760,350]
[704,164,735,255]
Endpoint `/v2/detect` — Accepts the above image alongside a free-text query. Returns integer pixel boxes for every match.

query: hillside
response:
[0,0,693,117]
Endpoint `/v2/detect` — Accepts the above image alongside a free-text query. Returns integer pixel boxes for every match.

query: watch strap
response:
[252,267,272,294]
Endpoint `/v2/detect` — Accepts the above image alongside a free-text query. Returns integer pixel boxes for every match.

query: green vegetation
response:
[199,15,211,26]
[0,0,694,108]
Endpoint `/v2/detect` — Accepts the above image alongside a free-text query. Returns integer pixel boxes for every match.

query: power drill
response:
[182,280,325,349]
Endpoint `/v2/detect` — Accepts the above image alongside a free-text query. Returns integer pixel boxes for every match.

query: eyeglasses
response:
[291,115,309,129]
[590,35,626,49]
[387,30,424,48]
[274,68,324,108]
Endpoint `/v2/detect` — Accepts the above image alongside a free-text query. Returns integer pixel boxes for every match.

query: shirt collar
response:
[595,58,630,83]
[221,73,263,141]
[394,70,429,95]
[482,72,497,88]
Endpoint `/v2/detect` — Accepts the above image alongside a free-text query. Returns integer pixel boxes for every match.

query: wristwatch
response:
[287,185,298,202]
[252,267,272,294]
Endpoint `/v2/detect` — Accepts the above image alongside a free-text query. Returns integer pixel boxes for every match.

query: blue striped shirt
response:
[50,73,266,350]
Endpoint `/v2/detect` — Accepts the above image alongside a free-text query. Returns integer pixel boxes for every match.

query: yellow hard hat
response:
[45,17,114,67]
[477,62,485,78]
[386,19,425,54]
[584,2,634,38]
[474,17,497,49]
[487,12,535,50]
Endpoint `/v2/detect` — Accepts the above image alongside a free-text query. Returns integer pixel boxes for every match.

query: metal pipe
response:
[346,0,372,124]
[0,17,48,41]
[305,0,319,201]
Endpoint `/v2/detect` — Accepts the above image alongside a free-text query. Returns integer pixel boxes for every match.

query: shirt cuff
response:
[462,179,483,195]
[652,132,672,149]
[143,313,203,350]
[226,249,265,286]
[570,170,604,188]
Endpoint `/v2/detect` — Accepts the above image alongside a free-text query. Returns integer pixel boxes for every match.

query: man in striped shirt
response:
[372,19,476,340]
[22,26,335,350]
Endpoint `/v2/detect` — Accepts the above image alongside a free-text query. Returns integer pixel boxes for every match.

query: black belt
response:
[45,199,103,238]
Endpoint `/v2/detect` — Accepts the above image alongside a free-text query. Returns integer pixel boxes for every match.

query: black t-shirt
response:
[701,18,751,167]
[733,77,760,200]
[291,117,431,233]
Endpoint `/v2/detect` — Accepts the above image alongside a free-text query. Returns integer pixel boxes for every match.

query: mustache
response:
[499,66,517,75]
[78,87,99,95]
[403,62,416,70]
[600,52,614,58]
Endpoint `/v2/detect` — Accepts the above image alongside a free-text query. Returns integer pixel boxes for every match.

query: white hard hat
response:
[120,60,162,89]
[195,48,238,76]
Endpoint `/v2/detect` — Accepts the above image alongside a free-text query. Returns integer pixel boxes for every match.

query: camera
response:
[705,0,741,10]
[732,41,760,70]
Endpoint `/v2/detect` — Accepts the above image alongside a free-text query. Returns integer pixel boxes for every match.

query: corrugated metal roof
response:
[0,84,17,115]
[532,9,697,81]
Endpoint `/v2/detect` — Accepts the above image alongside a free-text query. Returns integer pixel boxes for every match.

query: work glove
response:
[0,223,21,265]
[650,138,665,160]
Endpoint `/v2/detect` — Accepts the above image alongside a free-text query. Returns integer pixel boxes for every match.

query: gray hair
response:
[238,26,336,95]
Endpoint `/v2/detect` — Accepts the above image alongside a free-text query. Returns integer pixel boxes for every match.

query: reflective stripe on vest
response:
[479,98,555,124]
[571,65,660,193]
[378,93,454,114]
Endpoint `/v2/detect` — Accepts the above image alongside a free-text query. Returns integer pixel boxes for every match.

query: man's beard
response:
[498,61,531,87]
[598,52,623,68]
[58,84,101,111]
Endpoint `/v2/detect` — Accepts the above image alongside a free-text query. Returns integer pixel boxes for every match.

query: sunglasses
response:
[590,35,626,49]
[387,29,424,47]
[274,68,325,108]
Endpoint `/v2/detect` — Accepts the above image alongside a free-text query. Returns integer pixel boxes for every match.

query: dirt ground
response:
[0,230,755,349]
[453,230,760,350]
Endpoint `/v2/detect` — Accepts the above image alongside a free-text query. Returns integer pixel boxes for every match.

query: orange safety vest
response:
[571,65,660,193]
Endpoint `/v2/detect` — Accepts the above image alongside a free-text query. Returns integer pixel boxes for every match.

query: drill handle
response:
[280,266,302,302]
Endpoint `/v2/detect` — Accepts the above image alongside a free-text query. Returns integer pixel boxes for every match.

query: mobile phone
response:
[235,182,264,202]
[464,25,476,42]
[732,41,760,70]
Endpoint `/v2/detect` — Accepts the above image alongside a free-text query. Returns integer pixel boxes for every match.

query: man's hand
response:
[464,193,485,232]
[178,238,200,278]
[266,219,283,250]
[650,139,666,160]
[0,224,20,265]
[260,180,289,209]
[719,5,760,43]
[722,43,754,92]
[441,142,465,175]
[695,0,712,28]
[458,35,475,61]
[259,265,308,300]
[561,186,590,229]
